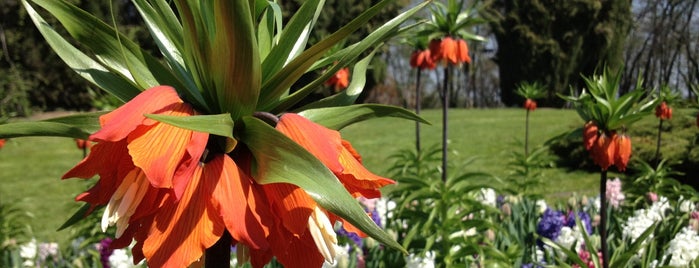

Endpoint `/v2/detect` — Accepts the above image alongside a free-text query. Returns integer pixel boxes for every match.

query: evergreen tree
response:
[484,0,632,107]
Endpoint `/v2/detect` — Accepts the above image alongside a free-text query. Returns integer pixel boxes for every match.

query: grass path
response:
[0,108,600,246]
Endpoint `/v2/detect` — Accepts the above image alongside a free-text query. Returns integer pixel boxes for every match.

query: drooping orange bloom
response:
[430,36,470,66]
[590,131,616,171]
[75,138,91,150]
[0,139,5,149]
[583,121,599,151]
[325,67,350,92]
[63,86,272,267]
[410,49,436,70]
[455,38,471,65]
[248,113,394,267]
[655,101,672,120]
[524,99,537,111]
[614,134,631,171]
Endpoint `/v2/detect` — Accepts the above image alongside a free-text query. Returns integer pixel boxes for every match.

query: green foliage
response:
[382,145,506,266]
[0,199,33,265]
[515,81,547,100]
[562,68,657,131]
[484,0,633,107]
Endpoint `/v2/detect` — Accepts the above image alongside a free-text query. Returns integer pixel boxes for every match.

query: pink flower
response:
[606,178,625,208]
[647,192,658,203]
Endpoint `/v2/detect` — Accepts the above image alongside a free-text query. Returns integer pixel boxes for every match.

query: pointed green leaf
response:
[238,116,406,254]
[144,113,234,138]
[209,1,260,118]
[42,111,106,134]
[266,0,430,112]
[131,0,208,111]
[31,0,188,95]
[260,0,323,81]
[23,0,140,103]
[258,0,400,108]
[57,203,92,231]
[298,104,429,130]
[297,51,376,110]
[0,121,91,139]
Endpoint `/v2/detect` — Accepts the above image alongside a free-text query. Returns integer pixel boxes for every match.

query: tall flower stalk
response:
[652,86,678,165]
[562,68,657,268]
[408,36,436,154]
[0,1,431,266]
[515,82,545,158]
[421,0,484,182]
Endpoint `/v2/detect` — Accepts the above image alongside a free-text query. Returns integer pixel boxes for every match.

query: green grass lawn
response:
[0,108,601,246]
[340,108,600,198]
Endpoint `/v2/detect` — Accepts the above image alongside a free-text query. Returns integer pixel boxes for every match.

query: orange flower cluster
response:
[409,49,436,70]
[63,86,392,267]
[429,36,471,66]
[325,67,350,92]
[524,99,537,111]
[655,101,672,120]
[583,121,631,171]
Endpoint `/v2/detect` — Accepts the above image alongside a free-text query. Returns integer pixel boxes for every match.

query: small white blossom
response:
[536,199,548,214]
[405,251,435,268]
[476,188,497,207]
[664,227,699,266]
[556,226,584,255]
[19,239,37,267]
[679,196,695,213]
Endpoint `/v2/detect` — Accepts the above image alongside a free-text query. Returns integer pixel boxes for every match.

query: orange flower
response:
[614,134,631,171]
[410,49,436,70]
[456,38,471,65]
[75,138,91,150]
[0,139,5,149]
[63,86,273,267]
[655,101,672,120]
[583,121,599,151]
[590,131,616,171]
[247,113,394,267]
[430,36,470,66]
[524,99,537,111]
[325,67,350,92]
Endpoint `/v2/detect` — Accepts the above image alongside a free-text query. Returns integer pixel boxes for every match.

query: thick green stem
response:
[599,170,609,268]
[654,119,663,166]
[525,109,530,158]
[441,66,450,183]
[205,231,231,268]
[415,68,422,154]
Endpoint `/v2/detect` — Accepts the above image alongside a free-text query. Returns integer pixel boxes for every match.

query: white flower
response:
[38,242,59,262]
[476,188,497,207]
[109,249,134,268]
[664,227,699,266]
[679,196,695,213]
[375,197,395,228]
[322,244,351,268]
[557,226,584,254]
[536,199,548,214]
[405,251,435,268]
[19,239,37,267]
[623,196,672,256]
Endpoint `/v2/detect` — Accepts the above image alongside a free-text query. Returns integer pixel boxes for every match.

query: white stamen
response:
[308,206,338,264]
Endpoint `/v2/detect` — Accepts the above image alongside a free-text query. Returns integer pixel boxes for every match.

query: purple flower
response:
[565,211,593,234]
[98,238,114,268]
[537,208,564,244]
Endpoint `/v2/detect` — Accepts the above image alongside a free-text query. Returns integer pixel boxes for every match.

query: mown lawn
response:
[0,108,600,246]
[341,108,599,199]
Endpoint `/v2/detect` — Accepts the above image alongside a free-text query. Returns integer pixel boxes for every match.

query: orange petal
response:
[207,155,272,250]
[337,144,395,198]
[276,113,344,173]
[263,183,316,236]
[141,161,225,267]
[92,86,183,142]
[126,105,199,189]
